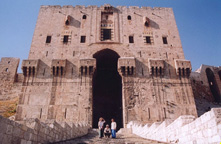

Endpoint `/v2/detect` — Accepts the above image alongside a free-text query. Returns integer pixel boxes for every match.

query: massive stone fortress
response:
[0,4,198,128]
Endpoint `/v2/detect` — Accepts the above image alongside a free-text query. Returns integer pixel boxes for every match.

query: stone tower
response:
[15,4,197,128]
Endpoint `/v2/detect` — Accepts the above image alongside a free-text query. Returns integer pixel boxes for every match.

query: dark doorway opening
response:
[206,68,220,102]
[92,49,123,130]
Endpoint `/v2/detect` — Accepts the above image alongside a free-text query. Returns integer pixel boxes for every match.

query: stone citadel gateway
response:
[0,4,221,133]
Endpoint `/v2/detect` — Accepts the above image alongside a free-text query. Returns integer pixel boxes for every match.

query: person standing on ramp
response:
[111,118,117,138]
[98,117,105,138]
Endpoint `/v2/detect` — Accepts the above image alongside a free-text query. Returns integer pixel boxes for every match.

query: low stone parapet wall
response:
[0,116,89,144]
[127,108,221,144]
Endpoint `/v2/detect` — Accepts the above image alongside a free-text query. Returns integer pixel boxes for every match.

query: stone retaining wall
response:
[0,115,89,144]
[127,108,221,144]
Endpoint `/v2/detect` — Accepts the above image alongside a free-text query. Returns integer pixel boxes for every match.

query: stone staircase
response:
[127,108,221,144]
[55,129,166,144]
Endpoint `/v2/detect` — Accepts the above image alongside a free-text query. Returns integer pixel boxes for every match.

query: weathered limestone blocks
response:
[22,60,40,77]
[1,4,199,128]
[127,108,221,144]
[190,65,221,111]
[118,57,136,76]
[0,57,20,81]
[0,115,89,144]
[0,57,20,100]
[148,58,164,76]
[79,58,96,76]
[175,59,192,77]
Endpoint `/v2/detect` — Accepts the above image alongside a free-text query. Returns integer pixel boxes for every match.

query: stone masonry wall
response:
[191,65,221,116]
[0,115,89,144]
[191,65,221,102]
[127,108,221,144]
[15,4,197,126]
[0,58,22,100]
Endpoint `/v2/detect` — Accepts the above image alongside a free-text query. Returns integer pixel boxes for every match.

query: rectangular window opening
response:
[65,108,67,119]
[29,67,32,76]
[23,67,27,76]
[148,108,150,119]
[129,36,134,43]
[63,35,69,43]
[151,67,154,75]
[145,36,151,44]
[81,66,84,75]
[61,67,63,76]
[162,37,168,44]
[40,108,42,119]
[102,29,111,40]
[121,66,125,75]
[33,67,35,76]
[80,36,86,43]
[46,36,51,43]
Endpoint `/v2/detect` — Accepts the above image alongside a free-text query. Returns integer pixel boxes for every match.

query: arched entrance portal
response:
[206,68,220,102]
[92,49,123,130]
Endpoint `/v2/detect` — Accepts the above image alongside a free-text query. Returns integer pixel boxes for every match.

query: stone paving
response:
[55,129,166,144]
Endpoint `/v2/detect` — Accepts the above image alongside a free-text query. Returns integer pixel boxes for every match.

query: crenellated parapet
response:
[175,59,191,77]
[148,59,164,76]
[22,60,39,76]
[118,57,136,76]
[51,59,67,76]
[79,58,96,76]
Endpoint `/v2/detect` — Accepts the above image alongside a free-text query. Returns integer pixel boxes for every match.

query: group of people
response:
[98,117,117,138]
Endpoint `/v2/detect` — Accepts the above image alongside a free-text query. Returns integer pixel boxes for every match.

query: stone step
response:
[54,128,166,144]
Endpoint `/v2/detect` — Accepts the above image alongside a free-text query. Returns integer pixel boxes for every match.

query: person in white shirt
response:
[111,118,117,138]
[98,117,105,138]
[104,124,111,138]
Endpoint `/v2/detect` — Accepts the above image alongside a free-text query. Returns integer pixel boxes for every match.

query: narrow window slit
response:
[46,36,51,43]
[56,67,59,76]
[162,37,168,44]
[33,67,35,76]
[129,36,134,43]
[29,67,32,76]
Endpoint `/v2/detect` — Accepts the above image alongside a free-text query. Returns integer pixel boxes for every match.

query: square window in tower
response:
[63,35,69,43]
[162,37,168,44]
[129,36,134,43]
[46,36,51,43]
[103,29,111,40]
[80,36,86,43]
[145,36,151,44]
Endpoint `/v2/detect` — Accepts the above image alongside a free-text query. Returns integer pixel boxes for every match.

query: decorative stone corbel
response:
[118,57,136,76]
[174,59,192,77]
[22,59,39,76]
[148,59,165,76]
[51,59,67,76]
[79,58,96,76]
